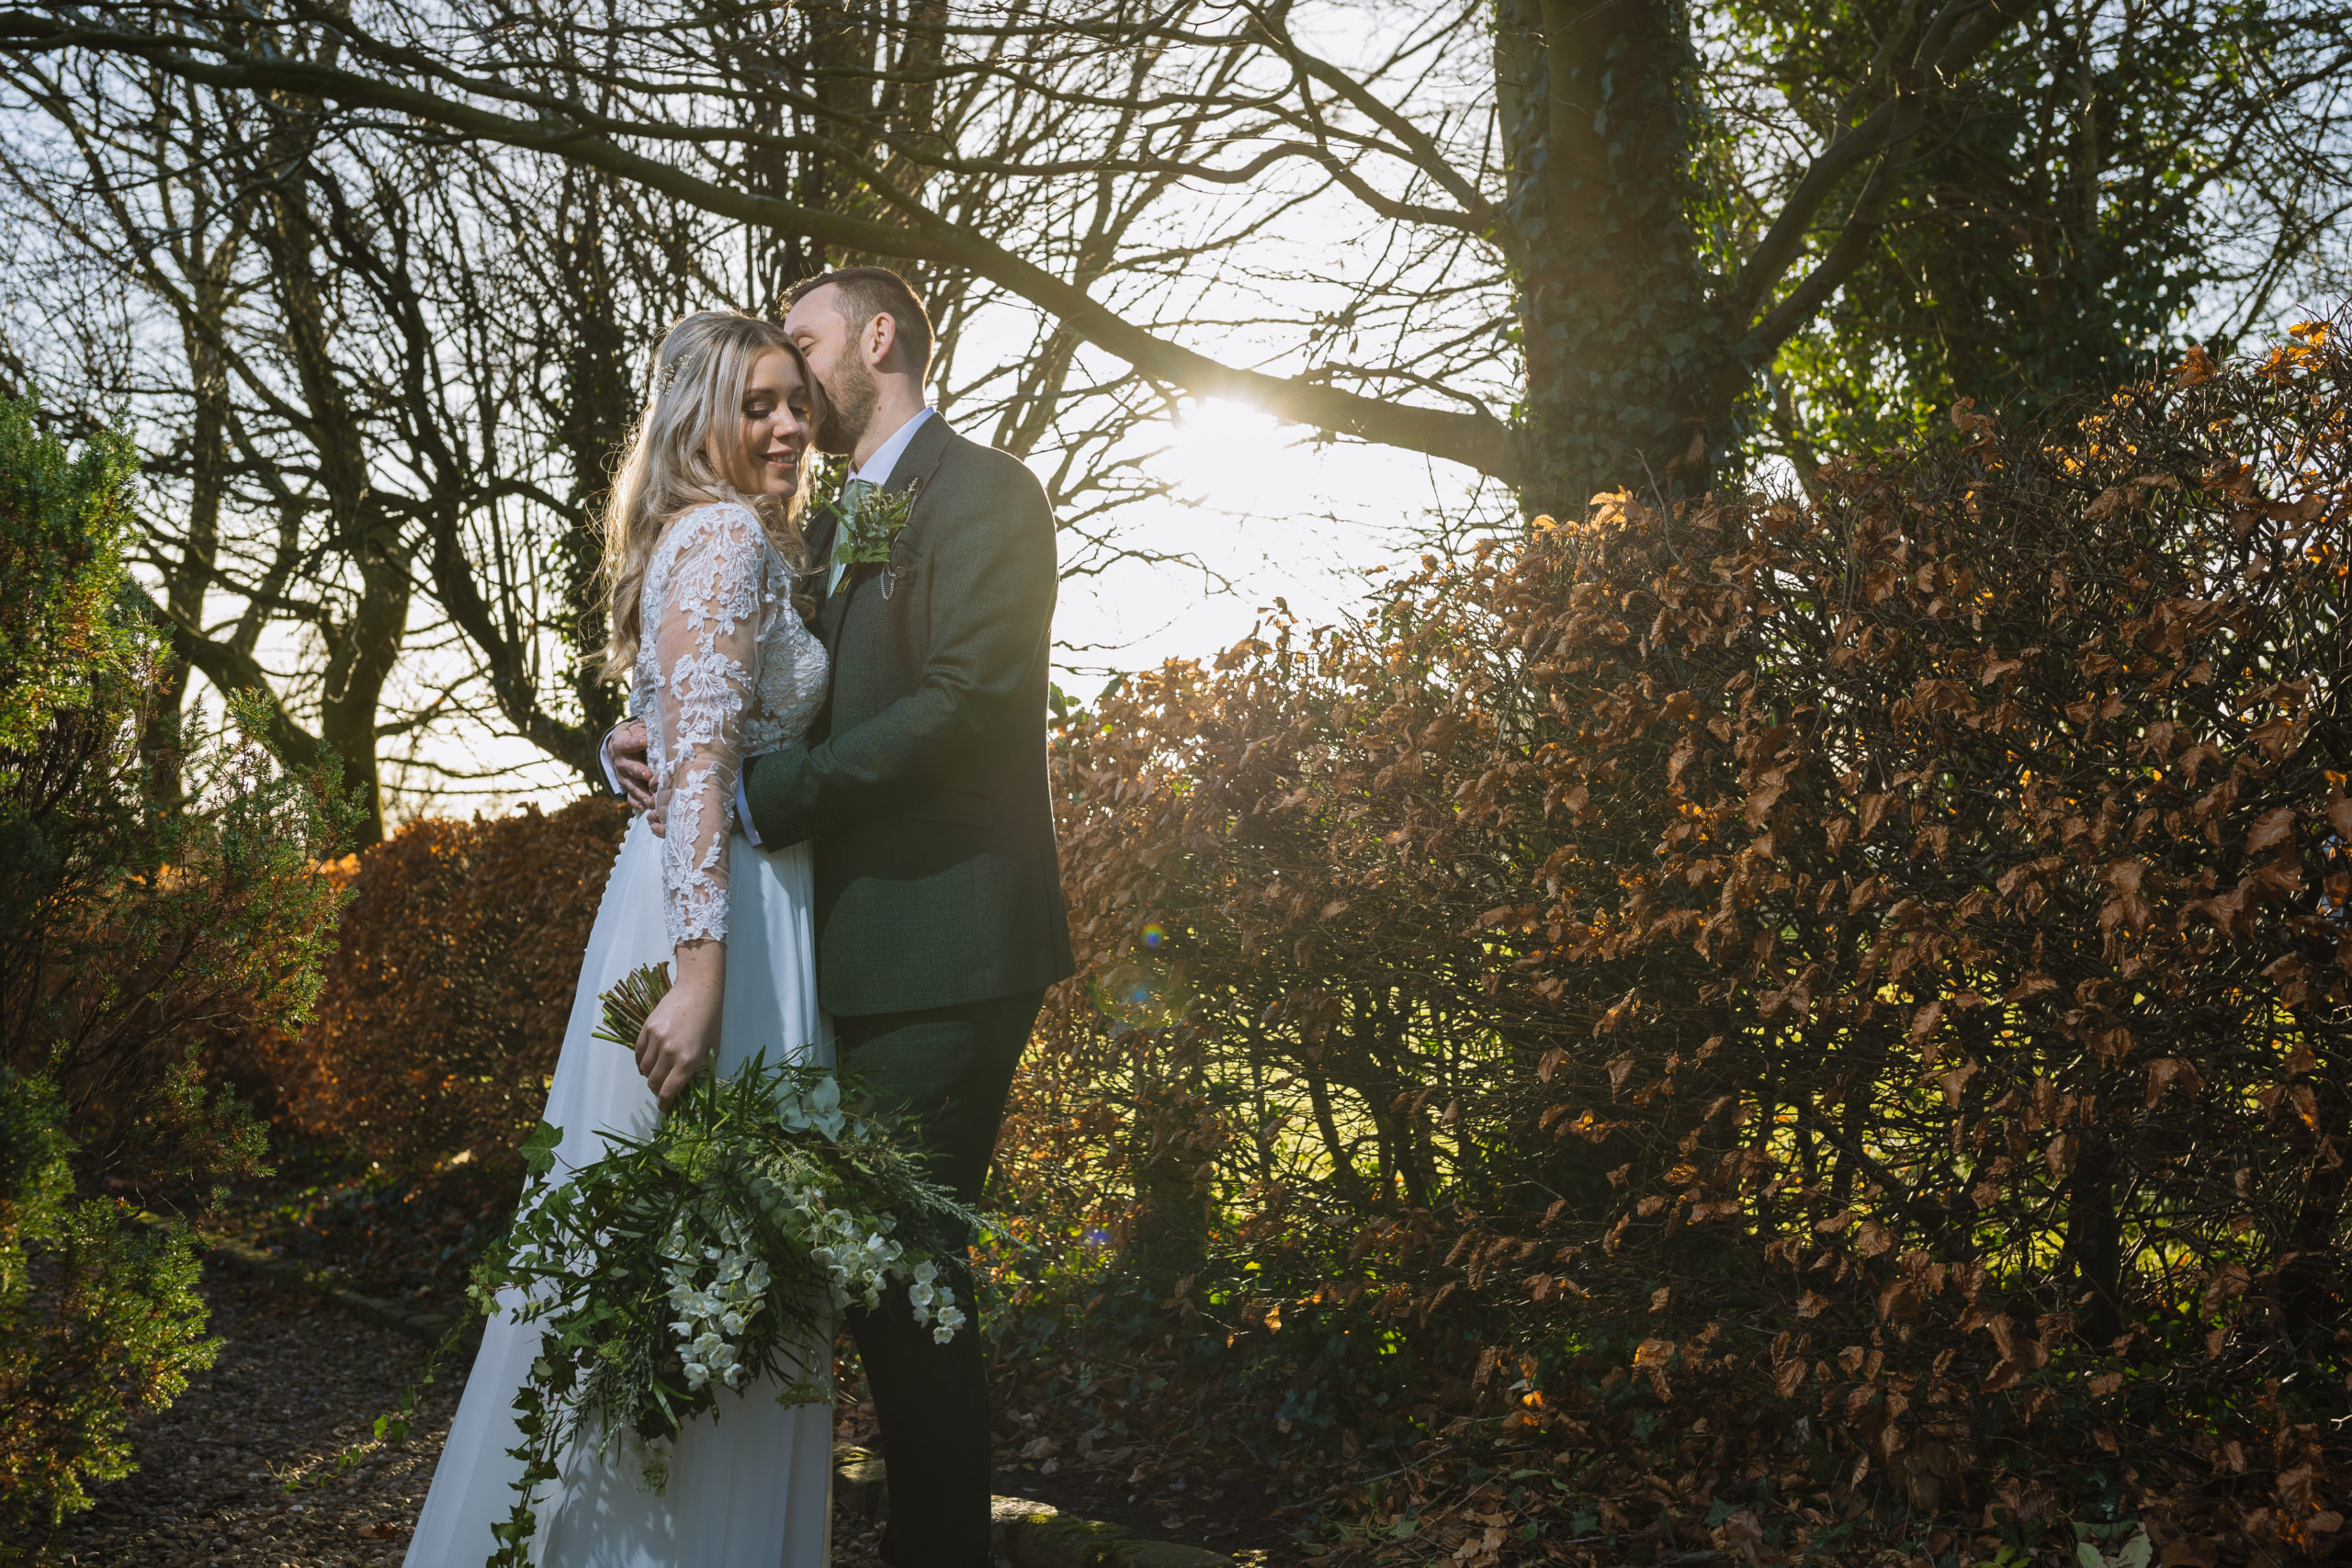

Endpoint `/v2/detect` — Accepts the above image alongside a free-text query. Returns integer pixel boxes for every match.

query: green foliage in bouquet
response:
[471,964,979,1568]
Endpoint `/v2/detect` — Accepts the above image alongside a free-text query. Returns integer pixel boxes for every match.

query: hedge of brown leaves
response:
[1010,325,2352,1564]
[241,796,627,1178]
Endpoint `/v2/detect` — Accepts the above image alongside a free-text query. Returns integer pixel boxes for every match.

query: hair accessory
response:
[655,351,697,398]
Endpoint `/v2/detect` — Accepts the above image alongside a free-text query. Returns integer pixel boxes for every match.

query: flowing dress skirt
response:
[404,817,833,1568]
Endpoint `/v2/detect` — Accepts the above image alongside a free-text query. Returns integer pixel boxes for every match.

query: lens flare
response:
[1140,922,1168,949]
[1091,958,1189,1029]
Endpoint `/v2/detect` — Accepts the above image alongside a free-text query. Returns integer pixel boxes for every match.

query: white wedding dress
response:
[406,502,833,1568]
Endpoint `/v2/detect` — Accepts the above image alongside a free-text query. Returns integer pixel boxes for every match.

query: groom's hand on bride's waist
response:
[603,718,659,821]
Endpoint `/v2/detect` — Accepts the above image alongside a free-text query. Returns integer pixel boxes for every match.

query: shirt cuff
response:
[598,726,623,795]
[735,770,762,847]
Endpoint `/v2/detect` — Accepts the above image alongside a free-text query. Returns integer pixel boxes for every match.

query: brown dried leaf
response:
[2144,1057,2206,1109]
[2245,805,2298,853]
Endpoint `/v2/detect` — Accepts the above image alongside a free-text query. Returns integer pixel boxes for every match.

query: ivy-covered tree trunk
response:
[1498,0,1721,519]
[554,172,636,783]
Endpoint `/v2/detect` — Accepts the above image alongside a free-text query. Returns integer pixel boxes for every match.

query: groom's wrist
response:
[738,745,820,847]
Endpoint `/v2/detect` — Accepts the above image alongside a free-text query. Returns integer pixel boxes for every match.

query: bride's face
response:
[715,349,813,498]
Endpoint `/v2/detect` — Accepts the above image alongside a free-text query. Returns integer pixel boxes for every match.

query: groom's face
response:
[783,284,876,457]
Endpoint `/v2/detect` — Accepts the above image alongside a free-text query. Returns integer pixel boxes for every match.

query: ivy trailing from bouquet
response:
[471,963,975,1568]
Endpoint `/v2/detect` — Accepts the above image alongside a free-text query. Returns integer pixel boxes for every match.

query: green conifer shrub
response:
[0,396,350,1544]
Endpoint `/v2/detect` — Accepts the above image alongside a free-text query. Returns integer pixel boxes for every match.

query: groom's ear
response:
[866,310,923,377]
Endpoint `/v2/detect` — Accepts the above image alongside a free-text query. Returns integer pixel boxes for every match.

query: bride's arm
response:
[633,505,770,1110]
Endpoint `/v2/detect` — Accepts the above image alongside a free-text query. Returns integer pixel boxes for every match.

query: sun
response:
[1164,398,1315,513]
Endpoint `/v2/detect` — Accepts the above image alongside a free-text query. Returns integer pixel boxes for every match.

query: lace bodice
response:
[629,502,829,947]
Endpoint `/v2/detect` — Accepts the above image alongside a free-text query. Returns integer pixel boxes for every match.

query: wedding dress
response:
[406,501,833,1568]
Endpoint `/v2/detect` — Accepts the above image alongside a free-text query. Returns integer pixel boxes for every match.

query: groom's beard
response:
[816,356,878,457]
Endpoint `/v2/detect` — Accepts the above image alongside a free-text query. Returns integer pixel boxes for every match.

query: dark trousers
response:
[834,987,1043,1568]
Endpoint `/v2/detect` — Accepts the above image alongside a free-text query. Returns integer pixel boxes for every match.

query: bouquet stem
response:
[590,962,673,1051]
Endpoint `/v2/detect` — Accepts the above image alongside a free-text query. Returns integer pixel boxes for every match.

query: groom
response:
[606,266,1074,1565]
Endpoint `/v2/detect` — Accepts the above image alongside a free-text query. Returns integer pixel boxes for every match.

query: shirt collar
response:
[847,406,934,491]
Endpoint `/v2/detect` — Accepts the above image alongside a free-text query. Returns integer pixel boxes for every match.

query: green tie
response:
[831,479,877,592]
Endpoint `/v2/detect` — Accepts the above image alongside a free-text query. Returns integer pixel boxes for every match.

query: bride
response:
[405,310,835,1568]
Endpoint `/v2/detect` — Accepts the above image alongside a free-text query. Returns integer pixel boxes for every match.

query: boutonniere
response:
[833,479,921,598]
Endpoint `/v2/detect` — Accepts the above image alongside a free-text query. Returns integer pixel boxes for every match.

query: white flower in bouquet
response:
[930,1303,967,1344]
[902,1257,967,1341]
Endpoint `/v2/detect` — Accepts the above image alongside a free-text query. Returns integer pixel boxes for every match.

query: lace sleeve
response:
[650,505,775,947]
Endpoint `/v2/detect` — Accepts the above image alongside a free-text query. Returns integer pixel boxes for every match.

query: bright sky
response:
[1051,399,1498,682]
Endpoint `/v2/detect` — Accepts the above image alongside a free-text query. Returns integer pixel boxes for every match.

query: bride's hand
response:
[638,944,722,1110]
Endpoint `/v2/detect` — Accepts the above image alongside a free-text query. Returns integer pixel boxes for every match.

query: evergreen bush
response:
[0,396,348,1543]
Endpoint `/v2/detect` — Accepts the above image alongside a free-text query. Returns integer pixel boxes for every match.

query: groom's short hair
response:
[786,266,935,382]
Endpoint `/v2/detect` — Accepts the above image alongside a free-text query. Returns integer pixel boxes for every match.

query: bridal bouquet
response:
[470,964,977,1568]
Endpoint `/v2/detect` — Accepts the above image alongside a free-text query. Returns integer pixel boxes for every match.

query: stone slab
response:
[832,1450,1238,1568]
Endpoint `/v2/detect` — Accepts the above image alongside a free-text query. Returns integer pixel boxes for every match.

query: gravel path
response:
[34,1261,887,1568]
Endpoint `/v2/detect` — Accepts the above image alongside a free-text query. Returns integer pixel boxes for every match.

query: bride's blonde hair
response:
[598,310,823,683]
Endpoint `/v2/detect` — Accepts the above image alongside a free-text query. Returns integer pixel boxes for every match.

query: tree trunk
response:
[316,555,406,847]
[2276,1069,2349,1356]
[1499,0,1719,519]
[2063,1134,2124,1346]
[265,113,403,843]
[1127,1042,1213,1285]
[556,171,635,778]
[142,223,242,810]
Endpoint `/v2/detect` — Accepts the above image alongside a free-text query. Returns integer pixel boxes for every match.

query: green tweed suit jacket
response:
[739,414,1076,1018]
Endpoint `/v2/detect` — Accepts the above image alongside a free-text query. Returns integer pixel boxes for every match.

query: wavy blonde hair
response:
[598,310,823,683]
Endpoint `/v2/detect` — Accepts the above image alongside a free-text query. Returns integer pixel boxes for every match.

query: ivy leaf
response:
[519,1121,562,1179]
